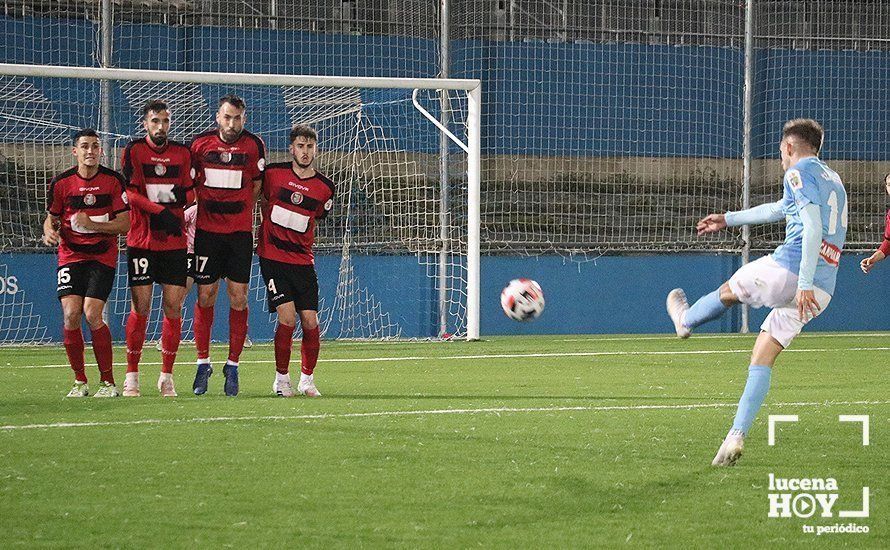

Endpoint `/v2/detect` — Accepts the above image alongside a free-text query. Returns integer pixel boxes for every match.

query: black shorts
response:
[259,257,319,313]
[127,247,188,287]
[192,229,253,285]
[57,261,115,301]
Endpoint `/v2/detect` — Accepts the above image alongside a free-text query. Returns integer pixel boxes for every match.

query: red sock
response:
[194,304,214,361]
[228,307,249,363]
[161,316,182,374]
[274,323,294,374]
[300,326,320,376]
[125,311,148,373]
[90,323,114,385]
[63,327,87,383]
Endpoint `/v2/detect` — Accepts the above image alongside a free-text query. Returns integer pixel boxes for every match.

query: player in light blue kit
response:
[665,119,847,466]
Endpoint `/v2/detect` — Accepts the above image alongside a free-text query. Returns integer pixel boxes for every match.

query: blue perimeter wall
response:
[1,253,886,342]
[1,18,889,159]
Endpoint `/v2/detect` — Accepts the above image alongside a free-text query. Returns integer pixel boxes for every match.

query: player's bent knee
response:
[718,282,741,307]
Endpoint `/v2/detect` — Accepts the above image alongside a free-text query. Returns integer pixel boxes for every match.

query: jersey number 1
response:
[826,191,848,235]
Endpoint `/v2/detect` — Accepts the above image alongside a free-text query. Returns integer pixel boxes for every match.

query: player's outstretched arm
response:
[696,213,727,235]
[42,214,60,246]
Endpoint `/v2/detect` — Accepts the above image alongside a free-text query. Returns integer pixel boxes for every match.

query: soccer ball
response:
[500,278,545,322]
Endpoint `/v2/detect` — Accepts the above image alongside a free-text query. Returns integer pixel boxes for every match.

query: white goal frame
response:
[0,63,482,341]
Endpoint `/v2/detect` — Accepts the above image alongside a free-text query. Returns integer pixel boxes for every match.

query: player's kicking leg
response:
[667,283,736,339]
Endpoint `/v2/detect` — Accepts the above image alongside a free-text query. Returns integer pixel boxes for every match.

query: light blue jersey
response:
[771,157,847,295]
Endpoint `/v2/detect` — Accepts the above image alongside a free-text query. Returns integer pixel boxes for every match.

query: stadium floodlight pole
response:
[438,0,451,339]
[0,63,482,341]
[740,0,755,334]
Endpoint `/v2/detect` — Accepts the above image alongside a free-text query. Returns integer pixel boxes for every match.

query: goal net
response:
[0,65,480,343]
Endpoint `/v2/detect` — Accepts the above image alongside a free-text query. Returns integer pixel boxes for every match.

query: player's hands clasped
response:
[796,289,821,322]
[696,213,727,235]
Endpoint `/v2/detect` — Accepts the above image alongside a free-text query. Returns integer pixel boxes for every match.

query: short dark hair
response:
[219,94,246,110]
[72,128,99,145]
[782,118,824,153]
[142,99,168,118]
[289,124,318,143]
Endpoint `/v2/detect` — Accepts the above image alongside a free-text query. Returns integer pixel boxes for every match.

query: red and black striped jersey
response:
[121,138,193,251]
[879,209,890,256]
[189,129,266,234]
[257,163,334,265]
[47,165,129,268]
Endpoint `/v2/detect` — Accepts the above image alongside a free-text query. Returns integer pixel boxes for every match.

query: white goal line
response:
[2,400,888,432]
[6,346,890,370]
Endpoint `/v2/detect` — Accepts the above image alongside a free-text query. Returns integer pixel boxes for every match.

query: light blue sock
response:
[731,365,772,435]
[683,289,729,329]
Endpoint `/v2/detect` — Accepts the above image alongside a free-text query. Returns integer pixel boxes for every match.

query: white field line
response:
[556,333,890,342]
[2,399,888,432]
[8,346,890,370]
[4,332,889,350]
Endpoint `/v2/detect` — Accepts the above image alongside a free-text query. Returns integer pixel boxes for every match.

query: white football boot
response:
[123,372,141,397]
[298,373,321,398]
[666,288,692,339]
[711,432,745,466]
[92,381,121,398]
[157,372,178,397]
[66,381,89,398]
[273,373,295,397]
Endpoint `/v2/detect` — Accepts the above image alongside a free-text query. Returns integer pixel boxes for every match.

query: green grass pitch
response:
[0,333,887,547]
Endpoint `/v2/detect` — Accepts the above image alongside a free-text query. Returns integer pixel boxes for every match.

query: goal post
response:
[0,63,481,342]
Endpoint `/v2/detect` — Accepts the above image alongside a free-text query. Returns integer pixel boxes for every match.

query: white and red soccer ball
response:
[500,278,545,322]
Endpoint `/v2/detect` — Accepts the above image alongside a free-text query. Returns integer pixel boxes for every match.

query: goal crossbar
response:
[0,63,482,341]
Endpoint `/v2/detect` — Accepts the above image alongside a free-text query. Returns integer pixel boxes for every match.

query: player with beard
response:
[259,125,333,397]
[44,128,130,397]
[120,100,194,397]
[189,95,266,396]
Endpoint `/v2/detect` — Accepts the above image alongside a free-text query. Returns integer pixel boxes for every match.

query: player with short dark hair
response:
[120,99,194,397]
[259,125,333,397]
[666,118,847,466]
[189,94,266,396]
[43,128,130,397]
